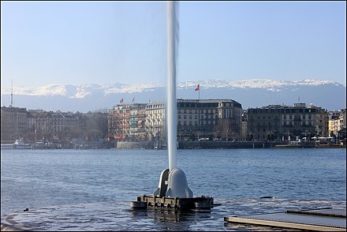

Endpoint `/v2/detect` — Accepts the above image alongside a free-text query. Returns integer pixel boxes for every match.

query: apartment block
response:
[27,110,84,141]
[145,103,166,142]
[1,106,28,143]
[177,99,242,141]
[108,104,147,141]
[108,99,242,142]
[247,103,329,141]
[329,109,346,138]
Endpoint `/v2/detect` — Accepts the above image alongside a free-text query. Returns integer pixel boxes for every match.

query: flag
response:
[120,98,124,103]
[195,84,200,91]
[132,97,135,103]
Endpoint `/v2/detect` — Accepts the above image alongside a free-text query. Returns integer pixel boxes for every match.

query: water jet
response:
[131,1,213,211]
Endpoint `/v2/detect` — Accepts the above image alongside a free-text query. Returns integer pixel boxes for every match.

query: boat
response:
[13,138,32,149]
[275,140,315,148]
[1,138,32,149]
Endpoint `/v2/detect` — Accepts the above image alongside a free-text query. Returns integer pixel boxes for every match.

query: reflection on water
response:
[2,198,345,231]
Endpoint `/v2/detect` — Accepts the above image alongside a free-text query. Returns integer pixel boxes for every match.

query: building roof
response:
[177,99,242,108]
[1,106,27,113]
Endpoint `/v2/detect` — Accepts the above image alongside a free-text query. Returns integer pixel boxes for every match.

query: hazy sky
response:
[1,1,346,90]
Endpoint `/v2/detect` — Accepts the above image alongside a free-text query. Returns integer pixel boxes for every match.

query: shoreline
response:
[1,145,346,150]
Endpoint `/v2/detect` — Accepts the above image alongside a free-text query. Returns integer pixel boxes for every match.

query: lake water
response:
[1,149,346,230]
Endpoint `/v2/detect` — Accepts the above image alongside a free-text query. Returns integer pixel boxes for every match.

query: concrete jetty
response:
[224,208,346,231]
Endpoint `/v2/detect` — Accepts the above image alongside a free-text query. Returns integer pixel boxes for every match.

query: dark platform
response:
[131,195,214,211]
[224,208,346,231]
[286,208,346,218]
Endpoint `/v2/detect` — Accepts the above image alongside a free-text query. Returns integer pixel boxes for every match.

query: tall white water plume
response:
[167,1,178,171]
[153,1,192,199]
[161,1,193,198]
[137,2,210,203]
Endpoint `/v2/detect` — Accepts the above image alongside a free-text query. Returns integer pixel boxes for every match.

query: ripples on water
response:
[2,199,346,231]
[1,149,346,230]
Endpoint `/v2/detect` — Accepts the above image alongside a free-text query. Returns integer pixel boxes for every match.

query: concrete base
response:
[131,195,214,211]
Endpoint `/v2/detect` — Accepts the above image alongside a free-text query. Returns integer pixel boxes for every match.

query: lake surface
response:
[1,149,346,230]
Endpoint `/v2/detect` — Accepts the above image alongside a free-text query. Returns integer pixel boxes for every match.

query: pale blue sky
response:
[1,1,346,89]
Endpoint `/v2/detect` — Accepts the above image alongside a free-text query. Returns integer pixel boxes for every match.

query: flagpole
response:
[195,84,200,101]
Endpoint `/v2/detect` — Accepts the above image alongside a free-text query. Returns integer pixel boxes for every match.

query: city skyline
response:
[1,1,346,92]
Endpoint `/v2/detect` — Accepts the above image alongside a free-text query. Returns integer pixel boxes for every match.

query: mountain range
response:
[1,79,345,112]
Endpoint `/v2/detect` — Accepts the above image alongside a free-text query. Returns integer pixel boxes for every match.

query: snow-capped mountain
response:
[1,79,345,112]
[177,79,340,90]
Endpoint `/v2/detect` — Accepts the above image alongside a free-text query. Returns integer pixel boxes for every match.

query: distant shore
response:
[1,140,346,150]
[177,141,346,149]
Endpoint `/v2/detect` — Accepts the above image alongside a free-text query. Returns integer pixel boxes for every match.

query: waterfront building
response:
[342,109,346,128]
[108,104,146,141]
[329,109,346,139]
[247,103,329,141]
[340,109,347,140]
[129,104,147,141]
[329,111,341,137]
[27,110,83,142]
[1,106,28,143]
[1,106,108,145]
[109,99,242,142]
[177,99,242,141]
[145,103,166,142]
[341,109,346,136]
[108,104,131,141]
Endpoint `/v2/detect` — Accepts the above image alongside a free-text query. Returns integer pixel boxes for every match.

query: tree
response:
[215,119,232,141]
